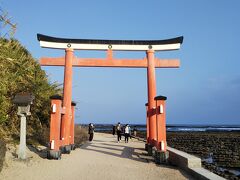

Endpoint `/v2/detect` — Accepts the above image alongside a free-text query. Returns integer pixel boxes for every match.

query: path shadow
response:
[28,145,48,159]
[98,142,132,148]
[81,140,193,179]
[91,139,109,143]
[81,142,147,163]
[81,140,154,163]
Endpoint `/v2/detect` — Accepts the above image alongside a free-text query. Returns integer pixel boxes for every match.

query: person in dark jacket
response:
[112,125,116,136]
[88,123,95,141]
[116,122,122,143]
[133,126,137,137]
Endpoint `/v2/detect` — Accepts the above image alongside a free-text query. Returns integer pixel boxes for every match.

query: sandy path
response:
[0,133,192,180]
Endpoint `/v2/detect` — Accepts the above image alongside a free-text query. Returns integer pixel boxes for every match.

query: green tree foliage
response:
[0,38,61,142]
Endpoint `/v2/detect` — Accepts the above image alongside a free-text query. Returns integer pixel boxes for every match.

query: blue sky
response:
[2,0,240,125]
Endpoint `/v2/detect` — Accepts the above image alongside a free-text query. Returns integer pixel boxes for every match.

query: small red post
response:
[61,48,74,146]
[48,95,62,159]
[155,96,167,151]
[146,50,157,146]
[70,101,76,146]
[145,103,149,144]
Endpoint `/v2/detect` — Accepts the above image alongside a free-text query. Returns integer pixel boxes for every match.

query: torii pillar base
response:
[145,143,148,151]
[47,150,62,160]
[60,145,71,154]
[153,148,169,164]
[146,144,153,156]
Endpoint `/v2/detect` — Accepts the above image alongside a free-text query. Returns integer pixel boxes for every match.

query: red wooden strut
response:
[70,102,76,146]
[145,103,149,144]
[155,96,167,151]
[49,97,62,152]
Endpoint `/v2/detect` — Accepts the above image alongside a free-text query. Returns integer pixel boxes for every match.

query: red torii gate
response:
[37,34,183,160]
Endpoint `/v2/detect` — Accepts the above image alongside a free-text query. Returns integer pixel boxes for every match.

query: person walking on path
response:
[124,124,131,143]
[133,126,137,137]
[112,125,116,136]
[116,122,122,143]
[88,123,95,141]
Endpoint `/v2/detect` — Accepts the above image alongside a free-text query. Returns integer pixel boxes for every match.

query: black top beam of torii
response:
[37,34,183,51]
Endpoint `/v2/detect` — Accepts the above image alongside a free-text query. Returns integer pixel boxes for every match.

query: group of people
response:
[88,122,137,143]
[113,122,132,143]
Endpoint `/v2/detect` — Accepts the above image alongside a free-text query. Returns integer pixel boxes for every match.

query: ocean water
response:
[167,125,240,132]
[80,124,240,132]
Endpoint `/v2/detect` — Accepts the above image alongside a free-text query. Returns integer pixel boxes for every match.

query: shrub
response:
[0,38,60,142]
[0,138,6,172]
[74,125,88,147]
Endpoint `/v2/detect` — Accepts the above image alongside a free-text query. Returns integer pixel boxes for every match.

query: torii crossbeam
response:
[38,34,182,68]
[37,34,183,159]
[40,56,180,68]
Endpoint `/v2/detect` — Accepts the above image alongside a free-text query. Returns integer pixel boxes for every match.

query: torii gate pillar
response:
[61,48,74,152]
[146,50,157,146]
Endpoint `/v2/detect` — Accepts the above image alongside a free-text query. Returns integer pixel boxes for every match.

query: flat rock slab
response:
[0,133,191,180]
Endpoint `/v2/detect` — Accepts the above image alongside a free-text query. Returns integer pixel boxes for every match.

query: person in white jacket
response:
[124,124,131,143]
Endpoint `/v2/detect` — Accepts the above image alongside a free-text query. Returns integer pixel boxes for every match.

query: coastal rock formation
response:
[167,132,240,179]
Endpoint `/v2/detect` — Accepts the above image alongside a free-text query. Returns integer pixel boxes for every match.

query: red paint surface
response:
[156,99,167,151]
[70,104,75,145]
[61,49,74,146]
[147,50,157,146]
[50,99,62,151]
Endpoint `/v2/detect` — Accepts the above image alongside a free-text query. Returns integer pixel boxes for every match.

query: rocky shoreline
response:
[166,131,240,180]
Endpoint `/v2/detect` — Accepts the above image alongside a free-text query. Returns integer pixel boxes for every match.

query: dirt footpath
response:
[0,133,192,180]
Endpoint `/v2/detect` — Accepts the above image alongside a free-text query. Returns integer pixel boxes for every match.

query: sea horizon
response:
[76,123,240,132]
[76,123,240,126]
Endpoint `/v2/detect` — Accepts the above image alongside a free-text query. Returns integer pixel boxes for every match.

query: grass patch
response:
[0,138,6,172]
[74,125,88,147]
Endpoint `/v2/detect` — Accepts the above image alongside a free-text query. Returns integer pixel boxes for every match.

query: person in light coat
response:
[124,124,131,143]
